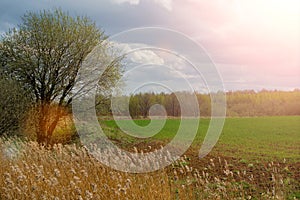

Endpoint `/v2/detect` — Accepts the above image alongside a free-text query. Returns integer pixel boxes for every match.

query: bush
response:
[0,75,31,136]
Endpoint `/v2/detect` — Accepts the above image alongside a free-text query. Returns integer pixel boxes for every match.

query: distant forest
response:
[96,89,300,117]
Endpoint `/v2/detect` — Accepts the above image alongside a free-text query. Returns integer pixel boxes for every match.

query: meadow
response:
[1,116,299,199]
[102,116,300,162]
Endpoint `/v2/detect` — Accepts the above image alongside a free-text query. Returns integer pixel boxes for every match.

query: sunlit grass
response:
[102,116,300,161]
[1,136,299,199]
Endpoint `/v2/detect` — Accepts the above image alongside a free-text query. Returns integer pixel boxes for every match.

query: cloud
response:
[113,42,165,65]
[130,50,165,65]
[0,0,298,91]
[111,0,140,5]
[111,41,209,94]
[111,0,173,11]
[153,0,173,11]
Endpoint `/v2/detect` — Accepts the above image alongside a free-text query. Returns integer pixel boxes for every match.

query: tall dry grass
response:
[0,137,298,199]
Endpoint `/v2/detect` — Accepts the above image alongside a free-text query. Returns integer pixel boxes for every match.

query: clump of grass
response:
[0,137,171,200]
[0,136,299,199]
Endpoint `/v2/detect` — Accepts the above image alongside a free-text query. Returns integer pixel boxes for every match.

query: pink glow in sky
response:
[170,0,300,90]
[0,0,299,90]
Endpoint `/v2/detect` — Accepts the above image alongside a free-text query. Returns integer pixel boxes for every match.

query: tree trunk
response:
[35,103,63,145]
[36,103,48,144]
[45,111,61,145]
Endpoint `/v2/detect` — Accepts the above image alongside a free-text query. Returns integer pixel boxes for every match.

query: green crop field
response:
[101,116,300,162]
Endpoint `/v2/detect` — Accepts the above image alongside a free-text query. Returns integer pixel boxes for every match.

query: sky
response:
[0,0,299,93]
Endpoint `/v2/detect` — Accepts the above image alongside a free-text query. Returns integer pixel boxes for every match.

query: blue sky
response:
[1,0,299,93]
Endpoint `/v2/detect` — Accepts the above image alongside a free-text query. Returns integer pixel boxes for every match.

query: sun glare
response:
[231,0,300,42]
[237,0,300,23]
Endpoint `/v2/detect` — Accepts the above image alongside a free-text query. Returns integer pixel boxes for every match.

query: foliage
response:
[0,9,122,144]
[0,73,31,136]
[226,89,300,116]
[100,90,300,118]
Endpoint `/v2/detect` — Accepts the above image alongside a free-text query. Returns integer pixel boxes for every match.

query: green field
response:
[101,116,300,161]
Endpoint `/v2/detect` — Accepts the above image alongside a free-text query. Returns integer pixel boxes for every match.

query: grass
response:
[1,116,299,199]
[1,136,299,199]
[101,116,300,161]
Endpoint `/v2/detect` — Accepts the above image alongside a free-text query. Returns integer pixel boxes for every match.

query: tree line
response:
[96,89,300,117]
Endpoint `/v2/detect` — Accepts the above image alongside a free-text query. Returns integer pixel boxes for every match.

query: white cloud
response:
[111,0,140,5]
[153,0,173,11]
[131,50,164,65]
[111,0,173,11]
[113,42,164,65]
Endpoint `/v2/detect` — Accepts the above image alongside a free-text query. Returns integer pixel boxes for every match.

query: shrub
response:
[0,75,31,136]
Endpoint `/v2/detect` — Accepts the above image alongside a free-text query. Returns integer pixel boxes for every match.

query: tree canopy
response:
[0,9,122,143]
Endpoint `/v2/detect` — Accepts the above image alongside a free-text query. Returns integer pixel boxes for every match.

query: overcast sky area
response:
[0,0,299,93]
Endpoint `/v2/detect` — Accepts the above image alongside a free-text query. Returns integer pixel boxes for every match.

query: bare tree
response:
[0,9,122,144]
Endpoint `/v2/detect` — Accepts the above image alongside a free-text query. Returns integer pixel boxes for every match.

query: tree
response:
[138,93,153,118]
[0,72,31,135]
[129,95,140,118]
[0,9,122,144]
[165,93,180,117]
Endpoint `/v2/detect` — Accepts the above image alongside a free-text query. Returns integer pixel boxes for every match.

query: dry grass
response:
[0,136,299,200]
